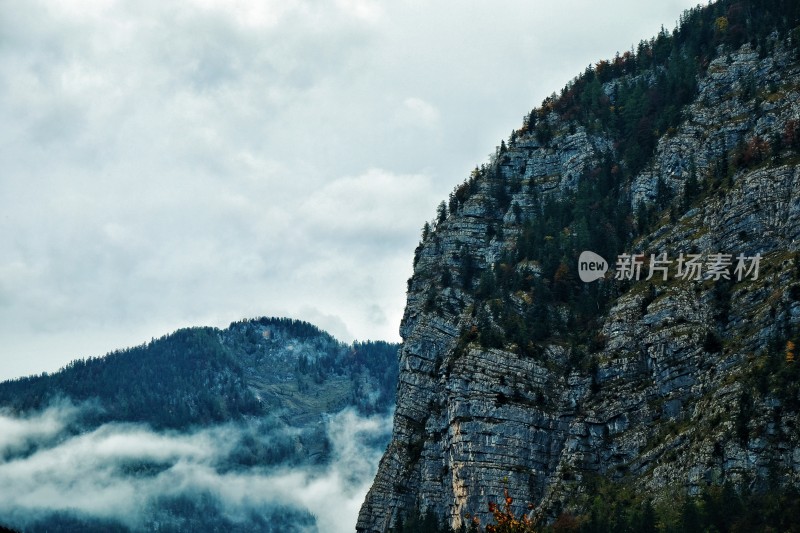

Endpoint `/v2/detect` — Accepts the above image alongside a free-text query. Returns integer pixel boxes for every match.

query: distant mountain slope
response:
[0,327,260,429]
[225,317,400,423]
[358,0,800,530]
[0,317,398,430]
[0,317,398,532]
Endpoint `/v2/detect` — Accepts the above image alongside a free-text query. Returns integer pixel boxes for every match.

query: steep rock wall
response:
[359,27,800,532]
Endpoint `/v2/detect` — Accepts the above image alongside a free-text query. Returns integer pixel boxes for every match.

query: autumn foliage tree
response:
[485,489,538,533]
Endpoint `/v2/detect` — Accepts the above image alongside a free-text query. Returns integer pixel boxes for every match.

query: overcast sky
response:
[0,0,701,380]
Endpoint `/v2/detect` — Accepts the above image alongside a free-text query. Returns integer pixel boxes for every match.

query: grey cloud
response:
[0,0,700,379]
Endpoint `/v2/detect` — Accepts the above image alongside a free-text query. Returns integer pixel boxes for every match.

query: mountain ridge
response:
[0,316,398,430]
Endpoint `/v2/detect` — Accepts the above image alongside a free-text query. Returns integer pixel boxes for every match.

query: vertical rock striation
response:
[359,2,800,530]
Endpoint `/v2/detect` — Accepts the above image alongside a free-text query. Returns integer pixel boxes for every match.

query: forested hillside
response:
[0,317,398,532]
[0,317,398,429]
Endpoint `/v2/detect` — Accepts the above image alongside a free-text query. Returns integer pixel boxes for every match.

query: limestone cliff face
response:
[358,5,800,531]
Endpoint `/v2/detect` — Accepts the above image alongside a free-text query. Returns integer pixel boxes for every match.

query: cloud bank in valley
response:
[0,403,391,533]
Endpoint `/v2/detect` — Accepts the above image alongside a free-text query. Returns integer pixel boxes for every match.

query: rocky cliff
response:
[358,1,800,530]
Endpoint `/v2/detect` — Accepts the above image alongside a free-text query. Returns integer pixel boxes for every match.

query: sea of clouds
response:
[0,402,392,532]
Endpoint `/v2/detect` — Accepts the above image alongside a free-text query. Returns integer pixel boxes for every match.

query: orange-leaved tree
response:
[485,488,538,533]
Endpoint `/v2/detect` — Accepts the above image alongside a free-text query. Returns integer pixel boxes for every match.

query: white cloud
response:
[279,410,393,533]
[0,404,392,533]
[398,97,441,130]
[300,168,438,243]
[335,0,383,23]
[0,402,81,458]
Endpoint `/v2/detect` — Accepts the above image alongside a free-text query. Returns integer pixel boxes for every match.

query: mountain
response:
[358,0,800,530]
[0,317,398,429]
[0,317,398,532]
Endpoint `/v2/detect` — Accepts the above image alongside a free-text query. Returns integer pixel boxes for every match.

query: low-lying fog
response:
[0,402,392,532]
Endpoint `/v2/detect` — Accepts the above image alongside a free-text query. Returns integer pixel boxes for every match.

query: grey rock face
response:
[358,34,800,532]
